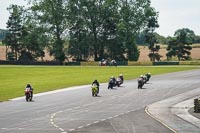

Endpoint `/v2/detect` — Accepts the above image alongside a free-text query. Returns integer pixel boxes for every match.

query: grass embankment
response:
[0,66,199,102]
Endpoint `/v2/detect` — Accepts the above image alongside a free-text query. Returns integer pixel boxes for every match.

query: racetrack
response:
[0,69,200,133]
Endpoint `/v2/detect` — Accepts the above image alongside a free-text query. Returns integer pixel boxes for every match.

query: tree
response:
[166,28,195,60]
[67,0,158,61]
[67,0,119,61]
[144,13,161,61]
[0,29,9,41]
[194,35,200,44]
[4,4,49,61]
[117,0,158,61]
[4,5,24,60]
[30,0,68,64]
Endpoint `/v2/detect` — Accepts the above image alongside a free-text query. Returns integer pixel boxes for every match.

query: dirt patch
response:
[0,46,6,60]
[0,46,54,61]
[138,46,200,61]
[0,46,200,61]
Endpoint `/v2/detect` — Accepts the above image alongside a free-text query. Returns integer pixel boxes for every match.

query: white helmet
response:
[120,74,123,76]
[140,75,143,77]
[111,76,114,78]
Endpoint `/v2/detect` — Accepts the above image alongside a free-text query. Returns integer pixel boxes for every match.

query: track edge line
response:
[145,106,178,133]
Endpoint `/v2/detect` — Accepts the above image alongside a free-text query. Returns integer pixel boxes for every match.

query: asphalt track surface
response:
[0,69,200,133]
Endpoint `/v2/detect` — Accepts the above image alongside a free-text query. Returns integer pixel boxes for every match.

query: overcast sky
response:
[0,0,199,37]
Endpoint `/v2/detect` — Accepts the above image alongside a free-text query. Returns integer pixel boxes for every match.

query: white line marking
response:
[93,121,99,124]
[59,128,64,131]
[54,125,59,128]
[57,111,63,113]
[101,119,106,121]
[78,126,83,129]
[113,115,119,117]
[86,124,91,126]
[120,112,125,115]
[69,129,75,131]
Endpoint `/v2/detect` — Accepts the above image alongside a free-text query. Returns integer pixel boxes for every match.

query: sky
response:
[151,0,200,36]
[0,0,200,37]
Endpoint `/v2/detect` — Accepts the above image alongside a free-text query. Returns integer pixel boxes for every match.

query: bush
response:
[128,61,152,66]
[81,62,99,66]
[65,62,80,66]
[0,60,60,65]
[179,61,200,65]
[153,61,179,65]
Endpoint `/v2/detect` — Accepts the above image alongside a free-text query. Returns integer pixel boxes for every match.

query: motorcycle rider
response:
[138,75,144,89]
[92,80,100,93]
[108,76,116,89]
[119,74,124,84]
[145,72,151,82]
[25,83,33,100]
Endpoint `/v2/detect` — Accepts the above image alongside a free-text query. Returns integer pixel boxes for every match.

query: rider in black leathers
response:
[92,80,100,93]
[108,76,116,89]
[119,74,124,84]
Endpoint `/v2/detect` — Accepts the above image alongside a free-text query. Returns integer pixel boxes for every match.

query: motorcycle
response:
[91,84,98,96]
[108,78,116,89]
[25,88,32,102]
[145,73,151,82]
[138,78,144,89]
[116,77,123,87]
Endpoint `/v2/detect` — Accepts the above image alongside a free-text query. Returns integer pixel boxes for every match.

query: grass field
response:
[0,65,199,102]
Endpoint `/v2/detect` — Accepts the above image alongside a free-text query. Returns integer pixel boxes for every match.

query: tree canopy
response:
[166,28,195,60]
[4,0,158,63]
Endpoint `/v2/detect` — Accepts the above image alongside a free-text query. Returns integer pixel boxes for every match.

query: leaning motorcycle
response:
[116,77,122,87]
[145,73,151,82]
[91,84,98,96]
[25,88,32,102]
[108,79,115,89]
[138,79,144,89]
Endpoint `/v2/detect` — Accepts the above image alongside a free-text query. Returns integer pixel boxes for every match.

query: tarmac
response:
[146,88,200,133]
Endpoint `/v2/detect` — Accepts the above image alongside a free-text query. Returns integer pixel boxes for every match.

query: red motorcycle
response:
[25,88,32,102]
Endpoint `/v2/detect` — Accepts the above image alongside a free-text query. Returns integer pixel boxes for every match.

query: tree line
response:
[2,0,200,63]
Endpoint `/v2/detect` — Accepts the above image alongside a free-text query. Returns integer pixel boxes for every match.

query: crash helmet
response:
[26,83,31,88]
[120,74,123,76]
[140,75,143,78]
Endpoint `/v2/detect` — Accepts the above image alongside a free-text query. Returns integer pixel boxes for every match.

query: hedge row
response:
[128,61,152,66]
[0,60,60,65]
[67,61,200,66]
[153,61,179,65]
[179,61,200,65]
[1,60,200,66]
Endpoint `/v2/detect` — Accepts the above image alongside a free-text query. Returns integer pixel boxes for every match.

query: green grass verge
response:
[0,65,199,102]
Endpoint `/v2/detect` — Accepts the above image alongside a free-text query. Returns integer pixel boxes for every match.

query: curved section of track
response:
[0,69,200,133]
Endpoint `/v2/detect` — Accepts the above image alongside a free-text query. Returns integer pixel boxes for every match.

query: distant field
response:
[138,45,200,61]
[1,45,200,61]
[0,66,199,102]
